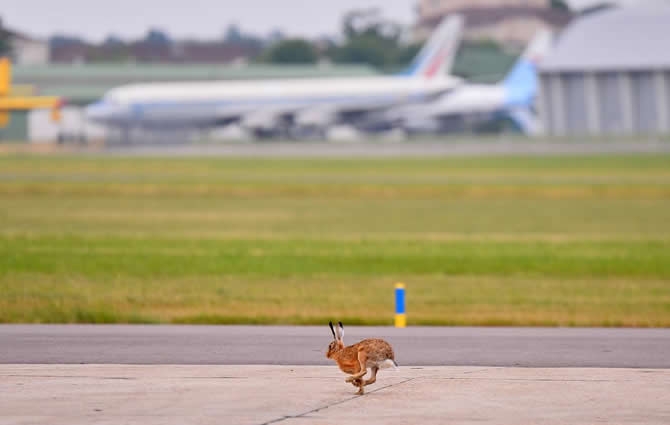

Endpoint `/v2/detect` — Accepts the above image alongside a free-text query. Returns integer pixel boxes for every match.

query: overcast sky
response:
[1,0,416,42]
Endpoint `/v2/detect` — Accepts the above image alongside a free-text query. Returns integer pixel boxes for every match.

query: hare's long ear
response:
[338,321,344,341]
[329,321,336,340]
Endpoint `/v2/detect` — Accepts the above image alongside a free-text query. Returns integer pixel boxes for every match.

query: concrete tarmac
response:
[2,325,670,368]
[1,365,669,425]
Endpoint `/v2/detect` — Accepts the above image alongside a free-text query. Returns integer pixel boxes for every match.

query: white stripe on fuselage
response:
[105,76,459,104]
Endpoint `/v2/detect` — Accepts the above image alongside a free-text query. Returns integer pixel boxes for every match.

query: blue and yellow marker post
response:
[394,282,406,328]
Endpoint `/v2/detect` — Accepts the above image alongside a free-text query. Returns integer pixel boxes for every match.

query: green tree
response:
[330,8,407,69]
[0,36,10,57]
[549,0,570,11]
[394,42,422,67]
[264,39,318,64]
[0,18,12,57]
[330,36,388,68]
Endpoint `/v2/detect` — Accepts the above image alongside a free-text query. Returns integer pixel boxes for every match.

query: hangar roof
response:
[540,3,670,72]
[563,0,669,14]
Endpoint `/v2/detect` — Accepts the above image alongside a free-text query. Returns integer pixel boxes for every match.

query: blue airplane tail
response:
[501,30,553,134]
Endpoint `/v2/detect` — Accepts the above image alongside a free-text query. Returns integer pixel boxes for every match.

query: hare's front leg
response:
[345,351,368,383]
[355,380,365,395]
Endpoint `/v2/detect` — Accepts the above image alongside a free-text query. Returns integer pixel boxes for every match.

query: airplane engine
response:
[240,110,282,132]
[294,108,336,128]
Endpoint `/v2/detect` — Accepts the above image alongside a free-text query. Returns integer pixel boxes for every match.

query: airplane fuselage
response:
[86,75,461,129]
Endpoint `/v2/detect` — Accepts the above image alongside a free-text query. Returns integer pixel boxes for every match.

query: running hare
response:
[326,321,397,395]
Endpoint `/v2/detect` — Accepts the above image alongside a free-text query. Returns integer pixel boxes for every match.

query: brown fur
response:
[326,322,396,395]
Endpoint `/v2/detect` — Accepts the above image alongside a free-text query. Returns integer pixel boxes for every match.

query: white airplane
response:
[85,16,464,139]
[383,29,554,136]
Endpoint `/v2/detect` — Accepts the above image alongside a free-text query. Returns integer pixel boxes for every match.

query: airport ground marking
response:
[258,377,417,425]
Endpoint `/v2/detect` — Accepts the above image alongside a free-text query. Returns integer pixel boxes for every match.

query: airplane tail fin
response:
[398,14,464,79]
[503,30,553,90]
[499,30,553,136]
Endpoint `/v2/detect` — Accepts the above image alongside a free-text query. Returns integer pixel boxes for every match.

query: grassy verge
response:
[0,154,669,326]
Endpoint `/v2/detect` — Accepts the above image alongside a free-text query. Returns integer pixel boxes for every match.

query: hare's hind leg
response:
[345,351,368,383]
[363,366,379,387]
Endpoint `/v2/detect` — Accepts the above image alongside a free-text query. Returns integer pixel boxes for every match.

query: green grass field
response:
[1,154,669,326]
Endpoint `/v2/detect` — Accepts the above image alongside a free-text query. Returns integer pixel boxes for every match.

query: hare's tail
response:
[380,359,398,370]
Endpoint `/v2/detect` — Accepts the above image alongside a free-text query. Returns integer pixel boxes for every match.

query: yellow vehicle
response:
[0,57,63,129]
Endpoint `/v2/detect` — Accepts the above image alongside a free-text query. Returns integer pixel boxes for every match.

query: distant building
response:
[413,0,572,47]
[50,41,261,65]
[0,21,49,65]
[538,4,670,136]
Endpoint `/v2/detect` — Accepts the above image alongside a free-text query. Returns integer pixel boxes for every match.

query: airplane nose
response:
[85,101,122,124]
[84,102,107,123]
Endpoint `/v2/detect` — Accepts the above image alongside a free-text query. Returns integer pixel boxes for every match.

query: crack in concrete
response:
[258,377,417,425]
[461,367,495,374]
[176,376,245,379]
